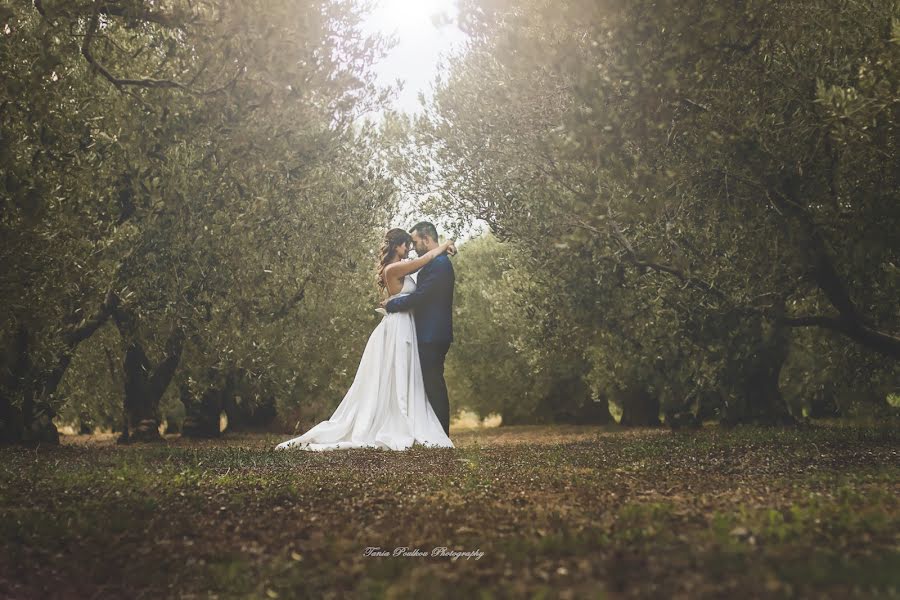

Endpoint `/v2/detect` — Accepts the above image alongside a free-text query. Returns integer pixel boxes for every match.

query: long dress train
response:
[275,275,453,451]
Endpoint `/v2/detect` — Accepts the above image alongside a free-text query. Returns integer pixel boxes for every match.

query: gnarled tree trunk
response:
[115,323,185,444]
[721,314,795,426]
[1,292,118,444]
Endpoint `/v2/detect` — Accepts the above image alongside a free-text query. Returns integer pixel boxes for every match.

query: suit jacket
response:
[385,254,454,344]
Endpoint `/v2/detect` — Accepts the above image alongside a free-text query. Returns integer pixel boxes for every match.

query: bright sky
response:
[359,0,487,241]
[359,0,468,115]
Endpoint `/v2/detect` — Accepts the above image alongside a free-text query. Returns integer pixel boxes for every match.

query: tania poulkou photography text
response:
[364,546,485,561]
[1,0,898,598]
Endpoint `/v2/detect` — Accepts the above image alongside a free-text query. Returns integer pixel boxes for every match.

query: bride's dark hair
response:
[376,228,412,295]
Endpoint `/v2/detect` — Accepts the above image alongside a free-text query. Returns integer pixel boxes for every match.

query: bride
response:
[274,228,456,451]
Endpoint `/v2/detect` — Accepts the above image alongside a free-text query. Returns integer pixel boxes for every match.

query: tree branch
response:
[80,2,240,96]
[62,289,117,346]
[572,217,728,301]
[33,0,48,19]
[764,176,899,358]
[269,274,314,322]
[149,328,185,400]
[779,314,900,358]
[98,2,186,29]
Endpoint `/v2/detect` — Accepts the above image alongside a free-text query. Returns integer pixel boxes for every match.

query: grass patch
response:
[0,422,897,598]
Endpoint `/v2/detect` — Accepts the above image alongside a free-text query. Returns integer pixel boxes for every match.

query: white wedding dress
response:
[275,274,454,452]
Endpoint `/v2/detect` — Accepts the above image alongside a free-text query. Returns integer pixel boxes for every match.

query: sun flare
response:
[361,0,467,115]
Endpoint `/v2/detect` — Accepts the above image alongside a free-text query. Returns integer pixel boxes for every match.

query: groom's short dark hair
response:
[410,221,438,243]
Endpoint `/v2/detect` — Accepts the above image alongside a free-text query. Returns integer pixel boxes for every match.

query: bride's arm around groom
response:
[383,249,454,315]
[382,238,456,289]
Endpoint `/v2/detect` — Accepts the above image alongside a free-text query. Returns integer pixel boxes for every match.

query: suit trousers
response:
[418,341,451,436]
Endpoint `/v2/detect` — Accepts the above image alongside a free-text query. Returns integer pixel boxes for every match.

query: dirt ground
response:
[1,422,897,599]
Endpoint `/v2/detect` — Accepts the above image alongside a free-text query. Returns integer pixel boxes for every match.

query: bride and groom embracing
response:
[275,222,457,452]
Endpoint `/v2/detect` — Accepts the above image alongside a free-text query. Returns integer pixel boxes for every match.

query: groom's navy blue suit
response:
[385,254,454,435]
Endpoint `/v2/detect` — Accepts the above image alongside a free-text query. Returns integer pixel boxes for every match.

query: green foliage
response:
[405,0,899,425]
[447,232,606,424]
[56,322,124,432]
[1,1,401,436]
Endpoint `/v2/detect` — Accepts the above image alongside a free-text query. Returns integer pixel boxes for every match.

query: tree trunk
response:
[663,394,703,430]
[21,388,60,445]
[0,325,27,444]
[221,368,277,431]
[0,394,23,444]
[223,394,277,431]
[180,382,224,438]
[2,293,117,444]
[0,325,59,444]
[721,316,795,426]
[618,386,661,427]
[775,177,900,359]
[500,402,553,426]
[576,397,614,425]
[116,328,185,444]
[547,376,613,424]
[807,381,840,418]
[120,341,160,442]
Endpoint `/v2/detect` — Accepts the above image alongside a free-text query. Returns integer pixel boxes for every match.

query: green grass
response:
[0,422,897,598]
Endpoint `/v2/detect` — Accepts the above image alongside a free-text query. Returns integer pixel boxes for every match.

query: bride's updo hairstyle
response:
[376,228,413,295]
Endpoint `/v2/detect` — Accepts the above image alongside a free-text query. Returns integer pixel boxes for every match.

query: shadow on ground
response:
[1,423,897,599]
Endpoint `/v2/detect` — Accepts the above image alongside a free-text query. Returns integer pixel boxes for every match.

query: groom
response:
[381,221,455,436]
